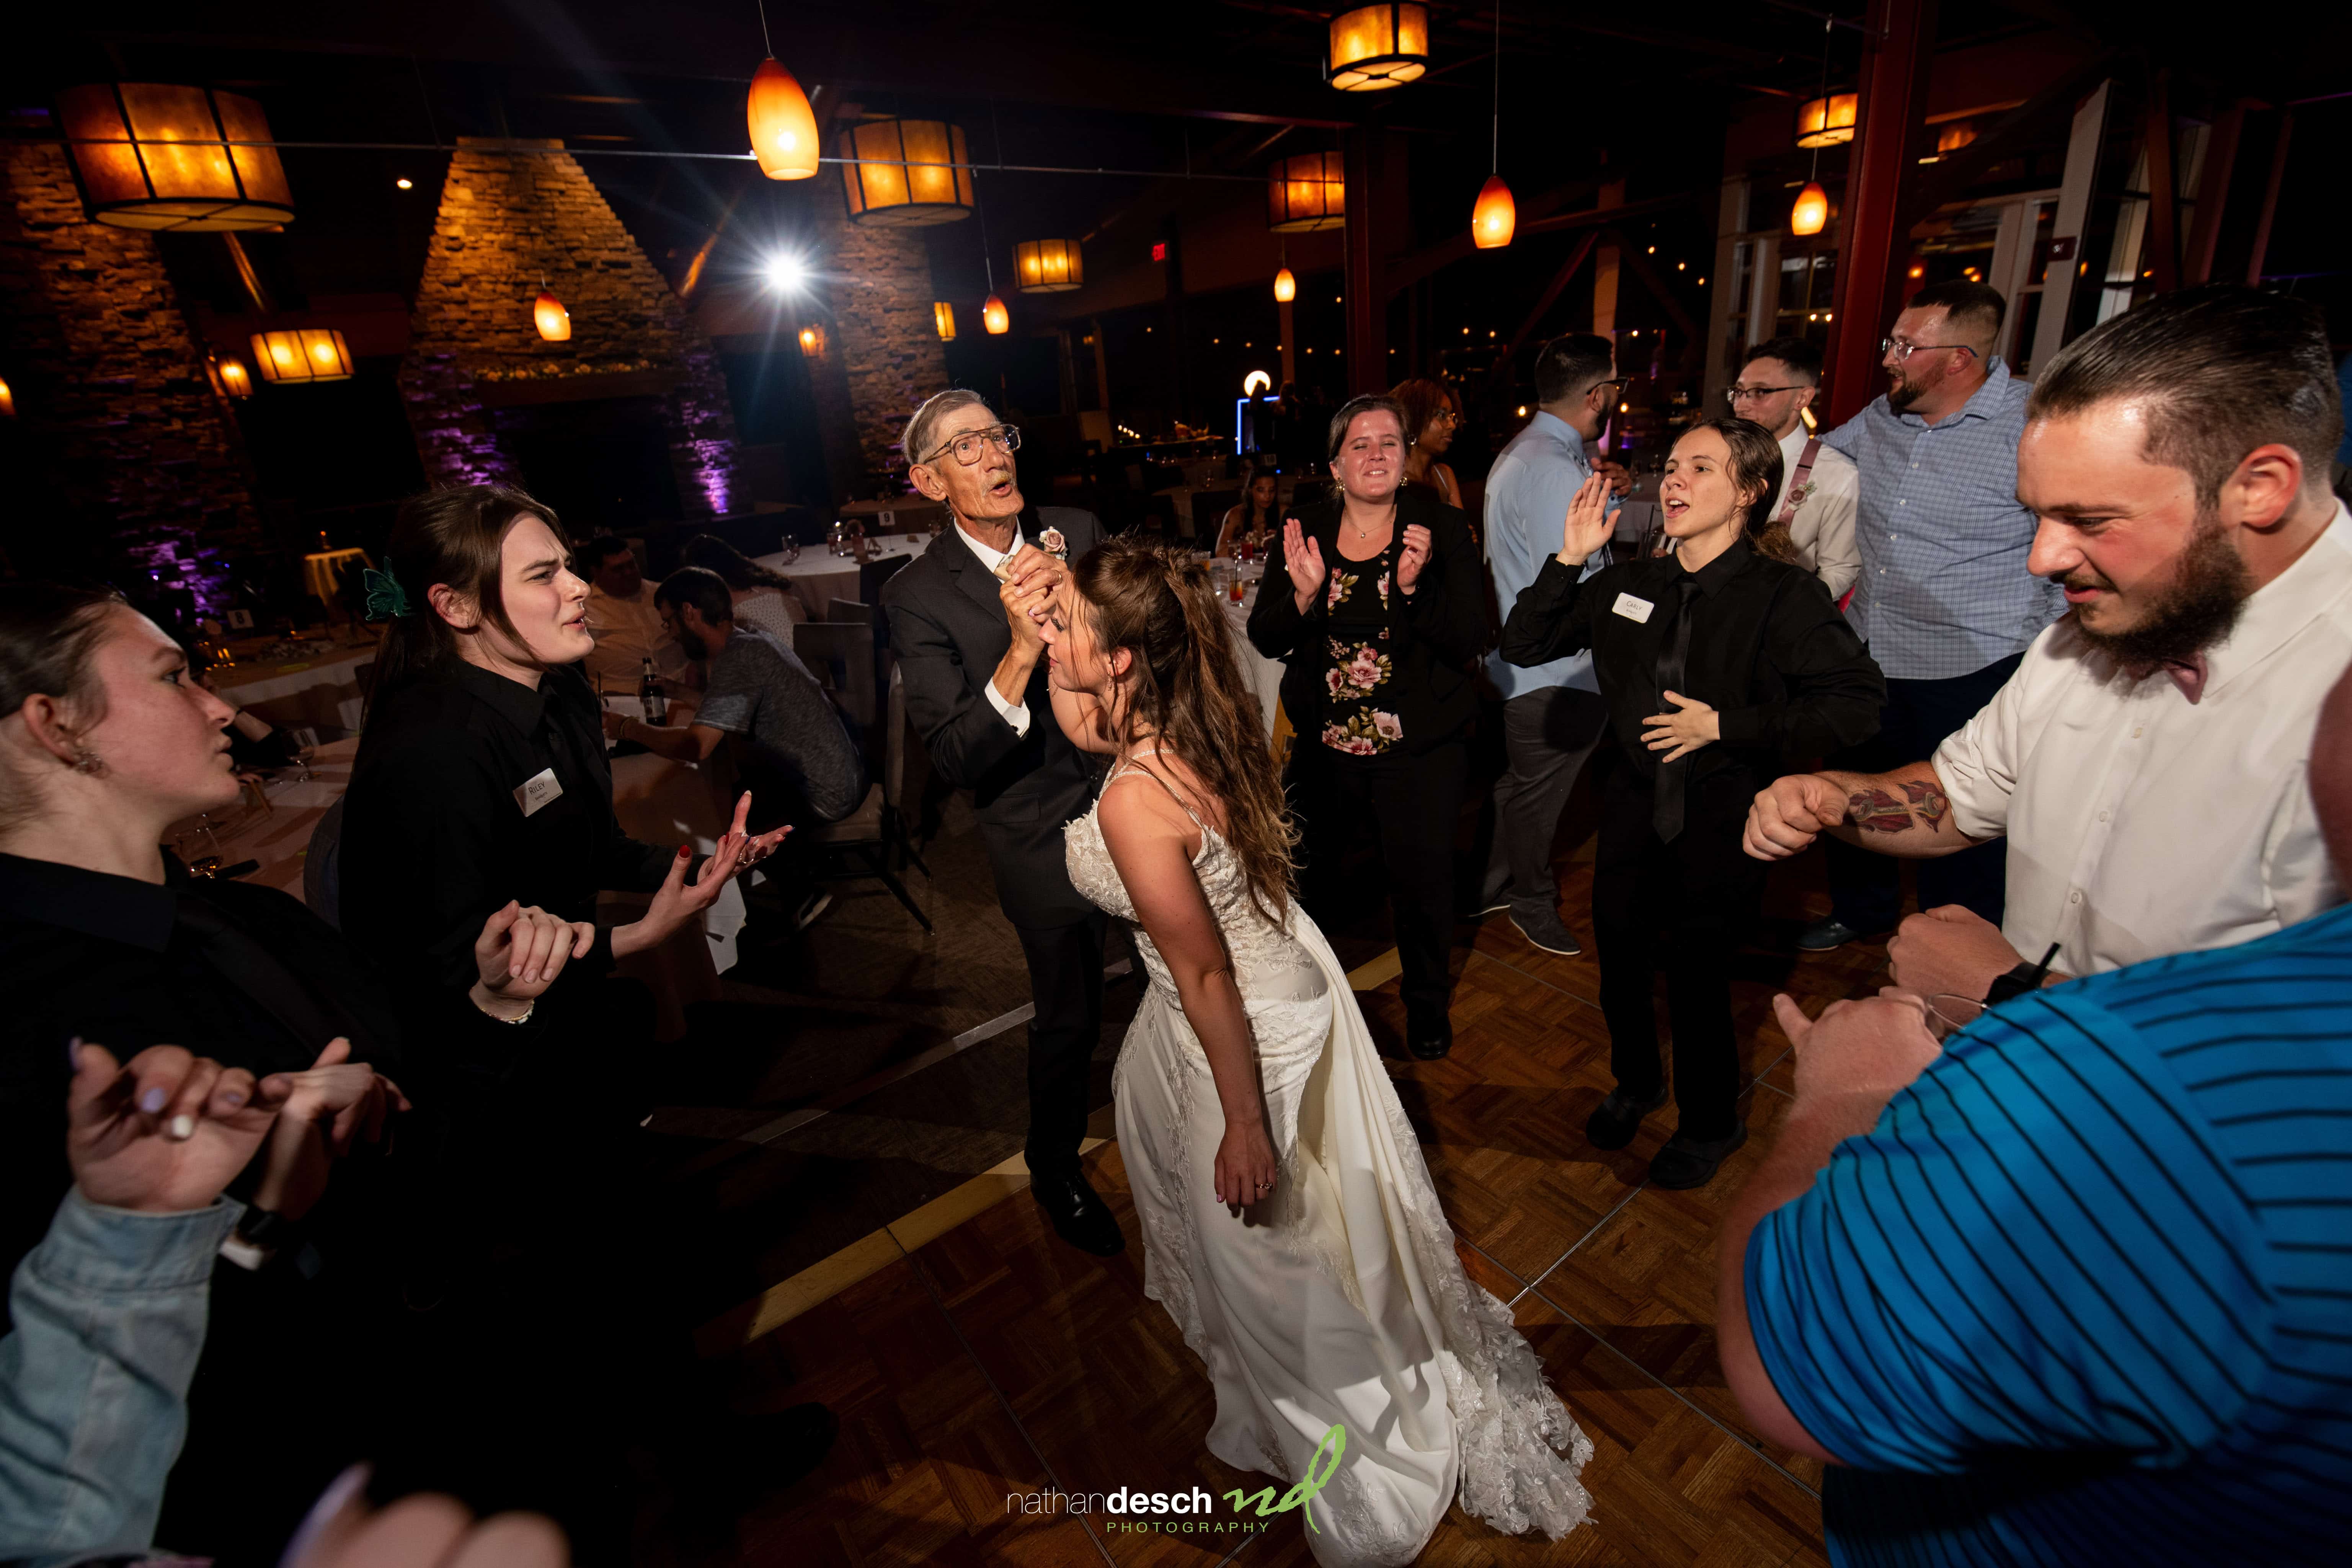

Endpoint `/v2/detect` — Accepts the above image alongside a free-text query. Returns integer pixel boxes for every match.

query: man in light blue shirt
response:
[1476,334,1621,954]
[1804,281,2064,952]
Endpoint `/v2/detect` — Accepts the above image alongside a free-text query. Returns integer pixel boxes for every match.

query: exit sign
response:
[1151,242,1167,262]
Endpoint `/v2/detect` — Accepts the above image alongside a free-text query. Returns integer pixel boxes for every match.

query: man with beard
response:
[610,566,867,930]
[1744,284,2350,999]
[1798,282,2065,953]
[880,391,1122,1257]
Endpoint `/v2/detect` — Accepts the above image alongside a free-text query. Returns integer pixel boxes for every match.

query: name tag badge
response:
[1612,593,1655,624]
[514,767,563,817]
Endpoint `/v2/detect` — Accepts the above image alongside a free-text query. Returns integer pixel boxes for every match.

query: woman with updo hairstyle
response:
[1040,535,1595,1563]
[1500,416,1883,1192]
[1248,392,1488,1060]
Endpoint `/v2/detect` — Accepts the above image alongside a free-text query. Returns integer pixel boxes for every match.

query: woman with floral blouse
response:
[1249,394,1486,1060]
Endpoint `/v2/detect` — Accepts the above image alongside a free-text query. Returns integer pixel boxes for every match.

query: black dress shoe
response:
[1407,1015,1454,1060]
[1031,1170,1126,1256]
[1648,1125,1750,1190]
[1585,1086,1670,1151]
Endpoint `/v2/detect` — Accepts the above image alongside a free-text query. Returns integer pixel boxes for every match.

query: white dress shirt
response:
[956,520,1032,736]
[1933,502,2352,978]
[1769,424,1861,601]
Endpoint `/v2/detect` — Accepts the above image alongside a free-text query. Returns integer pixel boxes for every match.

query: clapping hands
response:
[1559,473,1614,565]
[1396,523,1432,594]
[1281,517,1325,612]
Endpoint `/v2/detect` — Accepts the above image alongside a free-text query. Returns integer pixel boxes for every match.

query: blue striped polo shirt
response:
[1746,901,2352,1567]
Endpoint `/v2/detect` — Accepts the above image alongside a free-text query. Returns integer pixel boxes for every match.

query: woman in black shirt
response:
[1250,394,1486,1058]
[1502,418,1882,1190]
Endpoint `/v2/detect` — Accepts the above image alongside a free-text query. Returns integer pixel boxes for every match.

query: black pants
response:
[1479,684,1611,912]
[1591,768,1766,1142]
[1826,652,2022,933]
[1017,912,1109,1179]
[1293,737,1470,1030]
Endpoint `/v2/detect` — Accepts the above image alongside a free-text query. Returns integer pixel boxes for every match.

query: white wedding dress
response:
[1065,763,1593,1566]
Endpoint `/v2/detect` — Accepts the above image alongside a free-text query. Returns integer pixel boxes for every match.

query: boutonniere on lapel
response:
[1785,480,1815,509]
[1038,526,1068,560]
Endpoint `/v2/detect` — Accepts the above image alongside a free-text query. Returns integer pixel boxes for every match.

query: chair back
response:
[794,622,877,731]
[303,795,347,928]
[826,598,874,628]
[858,553,912,607]
[885,662,907,811]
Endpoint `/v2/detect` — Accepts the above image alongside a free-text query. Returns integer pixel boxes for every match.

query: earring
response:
[70,748,105,776]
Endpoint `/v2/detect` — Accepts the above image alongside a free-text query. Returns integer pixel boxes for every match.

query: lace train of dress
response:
[1066,774,1592,1566]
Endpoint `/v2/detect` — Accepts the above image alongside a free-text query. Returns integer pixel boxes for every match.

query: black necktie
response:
[1651,578,1702,843]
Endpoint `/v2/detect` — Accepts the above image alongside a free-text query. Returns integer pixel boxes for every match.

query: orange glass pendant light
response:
[1273,266,1297,303]
[1790,181,1830,237]
[533,289,571,342]
[1472,175,1516,250]
[982,293,1010,335]
[747,58,821,180]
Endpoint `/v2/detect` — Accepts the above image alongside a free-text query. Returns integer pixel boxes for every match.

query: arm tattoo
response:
[1849,781,1951,835]
[1849,788,1915,834]
[1902,778,1950,831]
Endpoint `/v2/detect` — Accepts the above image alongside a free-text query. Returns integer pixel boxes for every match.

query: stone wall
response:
[0,142,260,609]
[807,179,951,481]
[399,138,741,517]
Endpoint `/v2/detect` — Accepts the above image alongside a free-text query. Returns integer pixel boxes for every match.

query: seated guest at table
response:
[681,532,806,641]
[1251,393,1486,1060]
[1391,376,1466,511]
[612,566,866,932]
[1745,284,2350,996]
[1502,419,1883,1188]
[579,533,687,692]
[1213,462,1281,558]
[0,581,428,1556]
[1718,656,2352,1568]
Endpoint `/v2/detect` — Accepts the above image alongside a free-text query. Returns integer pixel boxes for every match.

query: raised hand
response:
[717,790,792,876]
[67,1041,289,1215]
[1743,773,1850,860]
[1559,472,1614,564]
[251,1036,412,1221]
[472,900,595,1014]
[1396,523,1432,594]
[1282,517,1326,612]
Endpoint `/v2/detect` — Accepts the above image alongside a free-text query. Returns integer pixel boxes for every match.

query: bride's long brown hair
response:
[1070,537,1296,926]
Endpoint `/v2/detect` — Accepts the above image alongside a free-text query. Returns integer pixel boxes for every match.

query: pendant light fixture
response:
[976,128,1008,334]
[0,377,15,418]
[1325,4,1430,91]
[53,83,295,231]
[204,350,252,400]
[1789,17,1836,238]
[534,277,571,342]
[745,2,821,181]
[934,301,957,340]
[798,323,826,357]
[250,329,353,384]
[1470,3,1514,248]
[1273,265,1296,303]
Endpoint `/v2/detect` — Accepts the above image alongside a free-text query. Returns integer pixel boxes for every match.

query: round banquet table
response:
[754,534,930,621]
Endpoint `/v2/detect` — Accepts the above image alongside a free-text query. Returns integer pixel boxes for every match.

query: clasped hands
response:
[1281,516,1431,612]
[999,543,1066,656]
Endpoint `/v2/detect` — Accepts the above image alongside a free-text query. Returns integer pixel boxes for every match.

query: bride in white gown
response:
[1036,536,1591,1565]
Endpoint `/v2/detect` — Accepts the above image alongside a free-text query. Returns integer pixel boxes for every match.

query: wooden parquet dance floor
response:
[650,850,1894,1567]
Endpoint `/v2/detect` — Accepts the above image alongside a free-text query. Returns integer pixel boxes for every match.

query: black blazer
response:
[882,506,1105,928]
[1247,486,1486,754]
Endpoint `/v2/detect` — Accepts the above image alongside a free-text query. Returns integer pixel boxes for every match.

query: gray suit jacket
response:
[882,506,1105,928]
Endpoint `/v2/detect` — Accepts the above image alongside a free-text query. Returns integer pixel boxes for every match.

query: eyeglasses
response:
[1726,383,1805,404]
[922,423,1022,467]
[1879,338,1979,362]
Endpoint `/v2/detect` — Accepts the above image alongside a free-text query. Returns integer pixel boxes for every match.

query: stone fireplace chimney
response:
[399,138,742,522]
[0,141,261,609]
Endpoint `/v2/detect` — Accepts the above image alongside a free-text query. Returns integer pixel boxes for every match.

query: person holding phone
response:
[1501,419,1882,1189]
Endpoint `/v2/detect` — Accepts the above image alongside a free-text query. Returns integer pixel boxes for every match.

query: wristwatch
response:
[1983,963,2046,1005]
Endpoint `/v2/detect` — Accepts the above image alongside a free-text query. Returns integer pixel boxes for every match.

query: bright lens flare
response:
[765,253,810,292]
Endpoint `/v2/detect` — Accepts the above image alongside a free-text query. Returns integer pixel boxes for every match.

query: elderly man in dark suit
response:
[881,390,1120,1256]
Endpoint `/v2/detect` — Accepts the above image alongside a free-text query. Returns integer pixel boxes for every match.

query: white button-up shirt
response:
[1933,502,2352,977]
[1768,424,1862,602]
[957,520,1032,736]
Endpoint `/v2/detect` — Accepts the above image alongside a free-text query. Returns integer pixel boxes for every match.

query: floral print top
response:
[1320,537,1403,756]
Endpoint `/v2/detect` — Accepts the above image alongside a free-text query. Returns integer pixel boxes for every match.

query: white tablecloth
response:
[755,536,930,620]
[211,643,378,734]
[1214,563,1284,738]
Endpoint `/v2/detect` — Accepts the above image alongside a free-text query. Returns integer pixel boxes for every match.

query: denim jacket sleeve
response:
[0,1189,240,1566]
